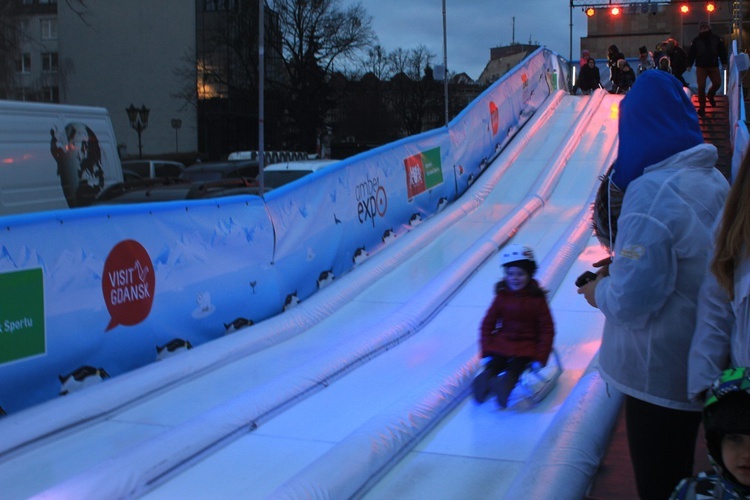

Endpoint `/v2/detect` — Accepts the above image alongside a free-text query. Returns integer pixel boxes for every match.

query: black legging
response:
[624,395,702,500]
[485,355,532,391]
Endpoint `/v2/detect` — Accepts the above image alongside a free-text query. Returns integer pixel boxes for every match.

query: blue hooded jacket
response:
[612,70,704,191]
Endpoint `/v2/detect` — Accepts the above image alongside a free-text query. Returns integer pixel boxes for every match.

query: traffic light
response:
[680,4,690,14]
[585,6,595,17]
[611,6,621,15]
[706,2,716,13]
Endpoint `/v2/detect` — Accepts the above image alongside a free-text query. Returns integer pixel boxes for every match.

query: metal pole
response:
[569,0,573,63]
[442,0,449,126]
[569,0,574,90]
[258,0,265,195]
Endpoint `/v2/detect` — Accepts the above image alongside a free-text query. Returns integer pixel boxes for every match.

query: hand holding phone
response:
[575,271,598,288]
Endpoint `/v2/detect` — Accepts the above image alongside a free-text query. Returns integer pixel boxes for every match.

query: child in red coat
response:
[473,244,556,408]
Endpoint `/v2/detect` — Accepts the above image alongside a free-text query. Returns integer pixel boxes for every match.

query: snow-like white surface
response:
[0,91,623,499]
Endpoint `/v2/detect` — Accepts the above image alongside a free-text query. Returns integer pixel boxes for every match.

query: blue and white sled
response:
[507,349,563,409]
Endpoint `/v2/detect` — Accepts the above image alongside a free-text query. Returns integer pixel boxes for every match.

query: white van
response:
[0,100,123,216]
[261,159,339,189]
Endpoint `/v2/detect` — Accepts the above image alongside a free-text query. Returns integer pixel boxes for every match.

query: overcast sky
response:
[352,0,588,80]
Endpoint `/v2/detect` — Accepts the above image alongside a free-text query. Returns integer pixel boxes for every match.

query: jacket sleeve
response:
[688,262,732,402]
[535,296,555,364]
[479,296,500,357]
[687,41,695,68]
[595,211,675,330]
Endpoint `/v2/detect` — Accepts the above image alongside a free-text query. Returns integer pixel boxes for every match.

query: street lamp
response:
[126,103,150,159]
[441,0,448,126]
[171,118,182,154]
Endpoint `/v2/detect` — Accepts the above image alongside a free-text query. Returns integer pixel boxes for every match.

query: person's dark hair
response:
[712,151,750,299]
[592,165,624,251]
[503,259,537,277]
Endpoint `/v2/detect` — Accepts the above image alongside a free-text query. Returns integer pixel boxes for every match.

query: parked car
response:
[180,159,259,183]
[121,159,185,179]
[121,169,144,182]
[228,150,308,162]
[261,159,340,189]
[94,177,263,204]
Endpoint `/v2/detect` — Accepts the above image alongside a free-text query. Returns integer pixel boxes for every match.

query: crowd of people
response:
[572,22,727,108]
[477,40,749,498]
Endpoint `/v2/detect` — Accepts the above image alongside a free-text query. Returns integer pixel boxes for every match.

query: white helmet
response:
[500,244,537,274]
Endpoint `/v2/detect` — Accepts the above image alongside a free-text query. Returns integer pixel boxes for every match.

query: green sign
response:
[421,147,444,189]
[404,147,444,199]
[0,268,45,364]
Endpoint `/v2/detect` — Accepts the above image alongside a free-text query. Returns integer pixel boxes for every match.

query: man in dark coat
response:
[688,21,729,115]
[665,38,689,87]
[607,44,625,92]
[573,57,601,95]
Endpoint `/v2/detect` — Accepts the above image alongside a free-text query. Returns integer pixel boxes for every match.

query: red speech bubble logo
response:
[102,239,155,331]
[489,101,499,136]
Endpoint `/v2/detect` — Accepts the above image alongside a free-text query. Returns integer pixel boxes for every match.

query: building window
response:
[18,19,29,37]
[204,0,236,11]
[41,19,57,39]
[41,86,59,102]
[16,53,31,73]
[42,52,58,72]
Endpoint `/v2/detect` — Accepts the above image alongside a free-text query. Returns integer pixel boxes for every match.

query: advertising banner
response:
[0,48,564,413]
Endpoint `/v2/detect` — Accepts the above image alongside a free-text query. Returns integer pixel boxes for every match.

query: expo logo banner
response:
[102,239,155,331]
[356,175,388,227]
[0,268,45,364]
[404,147,444,200]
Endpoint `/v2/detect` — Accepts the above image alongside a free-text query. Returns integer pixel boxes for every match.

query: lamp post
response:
[258,0,266,195]
[171,118,182,154]
[126,104,150,159]
[441,0,448,126]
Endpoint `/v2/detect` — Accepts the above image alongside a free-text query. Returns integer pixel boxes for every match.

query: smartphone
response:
[575,271,598,288]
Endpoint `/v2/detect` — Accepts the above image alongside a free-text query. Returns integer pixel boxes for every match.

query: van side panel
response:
[0,101,123,215]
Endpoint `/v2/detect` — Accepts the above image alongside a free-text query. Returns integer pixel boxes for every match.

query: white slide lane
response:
[0,90,623,499]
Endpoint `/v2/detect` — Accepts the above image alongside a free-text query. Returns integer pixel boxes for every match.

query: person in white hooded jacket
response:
[689,150,750,402]
[578,69,729,500]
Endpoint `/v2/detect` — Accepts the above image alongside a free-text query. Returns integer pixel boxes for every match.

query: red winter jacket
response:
[479,280,555,364]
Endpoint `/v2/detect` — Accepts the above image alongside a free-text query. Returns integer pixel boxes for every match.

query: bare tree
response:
[267,0,375,150]
[387,44,442,136]
[350,44,390,80]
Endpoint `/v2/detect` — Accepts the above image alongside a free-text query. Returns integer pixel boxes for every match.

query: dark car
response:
[94,177,264,204]
[179,159,259,183]
[261,159,339,189]
[121,159,186,179]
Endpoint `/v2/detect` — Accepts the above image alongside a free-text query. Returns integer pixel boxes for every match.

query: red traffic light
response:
[611,6,620,15]
[706,2,716,13]
[585,7,595,17]
[680,4,690,14]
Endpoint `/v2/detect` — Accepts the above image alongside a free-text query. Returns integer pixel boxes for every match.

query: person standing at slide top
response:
[578,70,729,499]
